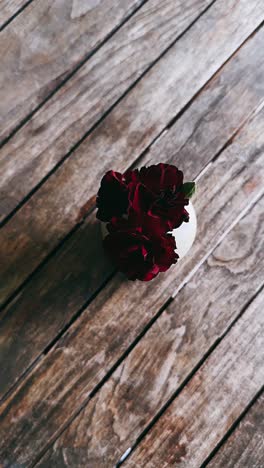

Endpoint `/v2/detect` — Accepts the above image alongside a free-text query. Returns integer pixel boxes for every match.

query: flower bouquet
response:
[96,163,196,282]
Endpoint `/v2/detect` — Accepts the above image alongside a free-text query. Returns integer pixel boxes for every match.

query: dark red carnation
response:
[104,217,178,281]
[128,182,169,237]
[97,164,195,282]
[134,163,190,231]
[139,163,183,192]
[96,170,139,222]
[96,164,191,230]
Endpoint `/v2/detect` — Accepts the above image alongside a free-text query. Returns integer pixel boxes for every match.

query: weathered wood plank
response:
[0,107,263,465]
[35,197,264,468]
[0,0,217,221]
[1,0,264,304]
[0,0,214,153]
[1,27,264,402]
[207,394,264,468]
[124,291,264,468]
[0,0,145,141]
[0,0,30,28]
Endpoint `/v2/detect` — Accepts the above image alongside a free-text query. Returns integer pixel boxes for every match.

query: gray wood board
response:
[37,197,264,467]
[0,28,263,402]
[124,291,264,467]
[1,0,264,306]
[0,106,263,465]
[0,0,145,140]
[207,394,264,468]
[0,0,30,28]
[0,0,217,220]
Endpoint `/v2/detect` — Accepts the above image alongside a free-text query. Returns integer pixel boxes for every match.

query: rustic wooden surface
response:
[1,26,264,402]
[0,1,264,466]
[0,101,263,466]
[0,0,263,225]
[36,197,264,467]
[207,393,264,467]
[1,0,264,305]
[0,0,31,29]
[0,0,146,142]
[124,290,264,467]
[0,0,215,222]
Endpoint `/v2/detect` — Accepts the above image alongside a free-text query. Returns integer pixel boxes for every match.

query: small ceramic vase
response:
[101,201,197,260]
[171,201,197,259]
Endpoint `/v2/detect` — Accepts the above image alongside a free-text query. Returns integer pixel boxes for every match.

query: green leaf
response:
[182,182,196,198]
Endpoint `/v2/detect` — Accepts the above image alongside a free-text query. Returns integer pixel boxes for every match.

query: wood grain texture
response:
[0,0,216,221]
[0,0,30,28]
[1,0,264,305]
[124,291,264,468]
[0,31,264,402]
[0,107,263,466]
[0,0,144,141]
[36,197,264,467]
[208,394,264,468]
[1,27,264,402]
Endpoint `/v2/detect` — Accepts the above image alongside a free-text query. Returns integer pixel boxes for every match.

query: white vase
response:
[171,201,197,259]
[101,201,197,260]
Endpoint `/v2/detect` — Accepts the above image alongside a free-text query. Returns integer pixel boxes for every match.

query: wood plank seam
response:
[0,2,262,464]
[0,100,262,426]
[88,297,173,399]
[0,88,262,316]
[42,166,264,359]
[166,21,264,132]
[43,268,118,356]
[0,68,263,406]
[0,269,118,407]
[206,394,264,467]
[210,99,264,164]
[0,0,217,151]
[0,0,150,148]
[1,1,263,310]
[0,0,35,31]
[0,113,262,464]
[116,282,264,466]
[1,21,263,317]
[31,193,262,464]
[0,0,262,234]
[30,302,176,466]
[31,198,264,467]
[3,15,263,230]
[0,0,218,227]
[2,17,264,428]
[0,80,260,383]
[121,290,264,467]
[0,350,42,406]
[201,385,264,467]
[128,79,264,185]
[172,186,264,298]
[2,0,225,218]
[10,192,264,467]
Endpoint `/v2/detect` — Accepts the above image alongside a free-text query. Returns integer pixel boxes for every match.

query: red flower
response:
[96,170,139,222]
[134,163,190,230]
[96,163,196,281]
[96,164,191,230]
[128,183,169,237]
[104,217,178,281]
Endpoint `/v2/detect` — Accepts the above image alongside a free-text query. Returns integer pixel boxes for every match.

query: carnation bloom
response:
[104,217,178,281]
[134,163,190,230]
[96,164,190,231]
[96,170,138,222]
[96,171,128,221]
[97,163,195,281]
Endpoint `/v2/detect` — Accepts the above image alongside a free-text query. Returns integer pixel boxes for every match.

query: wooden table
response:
[0,1,264,466]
